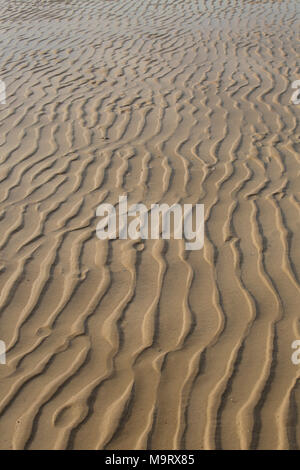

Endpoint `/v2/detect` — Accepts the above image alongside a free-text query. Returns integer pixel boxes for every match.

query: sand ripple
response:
[0,0,299,450]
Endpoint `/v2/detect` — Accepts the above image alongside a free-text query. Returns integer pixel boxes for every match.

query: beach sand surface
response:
[0,0,299,450]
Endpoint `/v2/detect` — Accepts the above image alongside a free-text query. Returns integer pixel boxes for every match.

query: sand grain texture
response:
[0,0,300,450]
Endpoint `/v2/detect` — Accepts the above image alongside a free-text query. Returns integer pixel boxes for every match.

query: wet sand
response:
[0,0,299,450]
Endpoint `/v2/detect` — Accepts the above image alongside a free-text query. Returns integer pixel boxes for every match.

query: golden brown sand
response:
[0,0,299,450]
